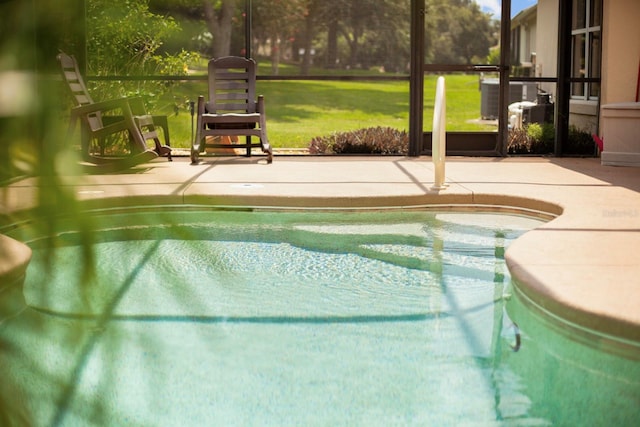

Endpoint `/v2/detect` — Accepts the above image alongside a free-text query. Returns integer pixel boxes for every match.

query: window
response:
[571,0,602,99]
[511,27,521,65]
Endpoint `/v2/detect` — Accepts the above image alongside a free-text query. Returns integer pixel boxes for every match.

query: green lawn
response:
[158,74,493,149]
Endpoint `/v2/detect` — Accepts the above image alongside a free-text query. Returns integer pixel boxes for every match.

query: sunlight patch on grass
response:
[161,74,494,149]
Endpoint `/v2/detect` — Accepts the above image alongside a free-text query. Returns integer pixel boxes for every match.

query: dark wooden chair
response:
[57,52,172,164]
[191,56,272,164]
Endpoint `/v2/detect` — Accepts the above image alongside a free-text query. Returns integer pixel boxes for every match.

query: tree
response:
[298,0,326,74]
[252,0,306,74]
[88,0,180,74]
[318,0,409,70]
[425,0,496,65]
[203,0,238,57]
[150,0,245,57]
[451,1,494,64]
[87,0,194,105]
[333,0,378,68]
[365,0,411,72]
[144,0,496,74]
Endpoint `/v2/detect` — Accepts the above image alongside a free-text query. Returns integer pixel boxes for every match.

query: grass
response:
[156,74,493,149]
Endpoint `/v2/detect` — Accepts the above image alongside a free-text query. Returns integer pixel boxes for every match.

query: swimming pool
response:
[1,208,639,425]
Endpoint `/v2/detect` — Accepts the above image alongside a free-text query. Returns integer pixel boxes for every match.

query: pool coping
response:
[1,155,639,346]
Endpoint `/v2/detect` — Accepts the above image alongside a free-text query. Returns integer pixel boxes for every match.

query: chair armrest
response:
[197,95,206,115]
[70,98,133,117]
[68,98,135,137]
[256,95,266,114]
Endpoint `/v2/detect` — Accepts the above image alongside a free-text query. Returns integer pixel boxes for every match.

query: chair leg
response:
[259,129,273,164]
[153,137,172,161]
[190,143,200,164]
[151,115,171,147]
[191,132,202,164]
[135,115,172,161]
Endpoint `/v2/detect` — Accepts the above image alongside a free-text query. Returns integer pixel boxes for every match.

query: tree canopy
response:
[85,0,195,105]
[88,0,498,78]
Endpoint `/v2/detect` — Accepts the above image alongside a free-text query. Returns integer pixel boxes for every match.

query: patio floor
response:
[2,154,640,346]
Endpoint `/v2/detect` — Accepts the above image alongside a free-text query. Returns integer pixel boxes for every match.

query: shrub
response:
[565,125,596,155]
[526,122,555,154]
[508,122,555,154]
[507,127,530,154]
[308,127,408,155]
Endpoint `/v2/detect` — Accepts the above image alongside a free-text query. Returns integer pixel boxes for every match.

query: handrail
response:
[431,76,447,190]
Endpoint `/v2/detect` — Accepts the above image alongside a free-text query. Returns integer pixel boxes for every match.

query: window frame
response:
[570,0,602,100]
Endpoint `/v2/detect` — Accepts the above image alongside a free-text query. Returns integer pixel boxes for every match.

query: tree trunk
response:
[340,27,359,69]
[270,35,280,75]
[203,0,236,58]
[326,21,338,68]
[300,13,314,75]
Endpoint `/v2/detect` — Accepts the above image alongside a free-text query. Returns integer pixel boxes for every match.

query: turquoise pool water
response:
[1,209,639,425]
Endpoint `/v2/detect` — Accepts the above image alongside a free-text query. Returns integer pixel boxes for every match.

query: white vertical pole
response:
[432,76,447,190]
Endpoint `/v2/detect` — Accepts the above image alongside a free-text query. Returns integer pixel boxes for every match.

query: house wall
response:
[535,0,607,136]
[519,0,639,145]
[600,0,640,166]
[536,1,596,132]
[511,6,538,75]
[517,16,537,66]
[601,0,640,105]
[525,19,537,66]
[536,0,558,94]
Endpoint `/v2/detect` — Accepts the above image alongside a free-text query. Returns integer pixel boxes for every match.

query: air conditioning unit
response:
[480,79,537,119]
[522,103,554,125]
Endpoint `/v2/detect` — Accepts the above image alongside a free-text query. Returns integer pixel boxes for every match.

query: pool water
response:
[1,209,639,425]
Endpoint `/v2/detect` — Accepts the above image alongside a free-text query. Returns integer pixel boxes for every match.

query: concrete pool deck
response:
[2,155,640,345]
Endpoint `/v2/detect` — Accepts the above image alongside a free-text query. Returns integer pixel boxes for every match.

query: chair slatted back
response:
[207,56,257,114]
[57,52,103,131]
[58,52,94,106]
